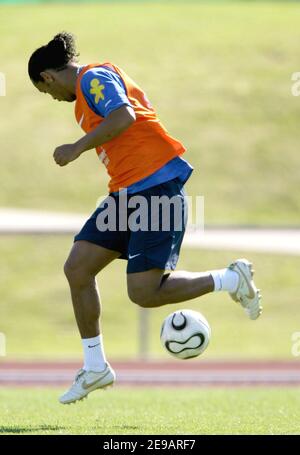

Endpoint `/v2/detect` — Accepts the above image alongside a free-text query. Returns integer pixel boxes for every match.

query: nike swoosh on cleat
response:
[82,370,110,390]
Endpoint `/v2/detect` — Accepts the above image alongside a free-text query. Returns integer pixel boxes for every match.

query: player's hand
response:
[53,144,82,166]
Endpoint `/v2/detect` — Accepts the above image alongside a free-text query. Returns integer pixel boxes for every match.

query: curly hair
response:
[28,32,79,82]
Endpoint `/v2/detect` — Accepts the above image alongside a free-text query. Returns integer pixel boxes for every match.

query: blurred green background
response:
[0,1,299,360]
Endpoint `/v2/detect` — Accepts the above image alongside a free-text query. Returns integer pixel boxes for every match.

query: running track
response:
[1,360,300,387]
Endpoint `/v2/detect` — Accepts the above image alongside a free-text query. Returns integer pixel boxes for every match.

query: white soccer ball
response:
[160,309,211,359]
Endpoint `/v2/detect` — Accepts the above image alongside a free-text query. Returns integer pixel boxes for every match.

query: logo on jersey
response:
[90,78,105,103]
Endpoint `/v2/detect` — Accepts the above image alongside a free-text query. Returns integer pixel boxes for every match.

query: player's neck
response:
[63,62,81,96]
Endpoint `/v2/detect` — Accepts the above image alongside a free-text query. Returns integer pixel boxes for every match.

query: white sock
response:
[210,268,239,293]
[82,334,107,372]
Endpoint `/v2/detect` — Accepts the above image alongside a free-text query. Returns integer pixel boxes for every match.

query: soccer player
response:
[28,32,262,404]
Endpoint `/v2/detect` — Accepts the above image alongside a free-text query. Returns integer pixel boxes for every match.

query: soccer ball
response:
[160,309,211,359]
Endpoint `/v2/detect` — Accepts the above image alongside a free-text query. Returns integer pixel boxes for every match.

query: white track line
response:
[1,208,299,255]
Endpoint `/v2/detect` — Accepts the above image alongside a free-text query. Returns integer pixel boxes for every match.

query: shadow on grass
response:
[0,425,64,434]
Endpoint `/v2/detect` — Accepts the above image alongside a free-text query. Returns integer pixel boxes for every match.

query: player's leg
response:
[64,240,120,339]
[128,268,213,306]
[60,240,120,405]
[127,267,235,306]
[127,261,262,320]
[60,196,125,404]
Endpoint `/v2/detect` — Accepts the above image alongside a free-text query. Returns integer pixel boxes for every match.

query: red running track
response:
[0,360,300,387]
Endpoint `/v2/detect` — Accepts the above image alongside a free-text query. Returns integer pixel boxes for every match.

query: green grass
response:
[0,387,299,434]
[0,236,299,360]
[0,2,300,223]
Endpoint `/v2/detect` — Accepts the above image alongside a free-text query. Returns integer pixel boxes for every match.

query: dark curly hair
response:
[28,32,79,82]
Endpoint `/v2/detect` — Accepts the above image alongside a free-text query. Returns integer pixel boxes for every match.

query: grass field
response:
[0,387,299,435]
[0,1,300,224]
[0,235,299,360]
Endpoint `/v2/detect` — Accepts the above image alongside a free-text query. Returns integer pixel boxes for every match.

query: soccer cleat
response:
[59,363,116,405]
[228,258,262,320]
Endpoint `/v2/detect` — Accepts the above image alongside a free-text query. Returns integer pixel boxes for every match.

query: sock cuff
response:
[82,334,102,348]
[210,271,222,291]
[82,334,106,372]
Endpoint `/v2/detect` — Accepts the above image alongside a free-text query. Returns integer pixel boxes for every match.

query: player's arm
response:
[54,106,135,166]
[53,68,135,167]
[75,105,135,153]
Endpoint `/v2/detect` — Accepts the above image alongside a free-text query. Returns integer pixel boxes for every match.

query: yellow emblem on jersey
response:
[89,78,105,103]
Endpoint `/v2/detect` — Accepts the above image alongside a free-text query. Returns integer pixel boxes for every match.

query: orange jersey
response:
[75,62,186,193]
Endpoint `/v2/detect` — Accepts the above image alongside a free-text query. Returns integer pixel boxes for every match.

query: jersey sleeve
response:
[80,67,132,117]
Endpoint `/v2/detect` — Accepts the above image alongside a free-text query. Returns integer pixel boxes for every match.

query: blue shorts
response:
[74,178,187,274]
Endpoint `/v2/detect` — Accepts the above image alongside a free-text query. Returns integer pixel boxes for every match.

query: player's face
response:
[34,77,76,102]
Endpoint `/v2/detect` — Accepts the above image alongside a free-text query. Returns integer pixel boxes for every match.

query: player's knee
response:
[64,258,92,288]
[63,259,78,284]
[128,288,155,308]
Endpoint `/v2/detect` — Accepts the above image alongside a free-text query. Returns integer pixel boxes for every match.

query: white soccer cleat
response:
[228,258,262,320]
[59,363,116,405]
